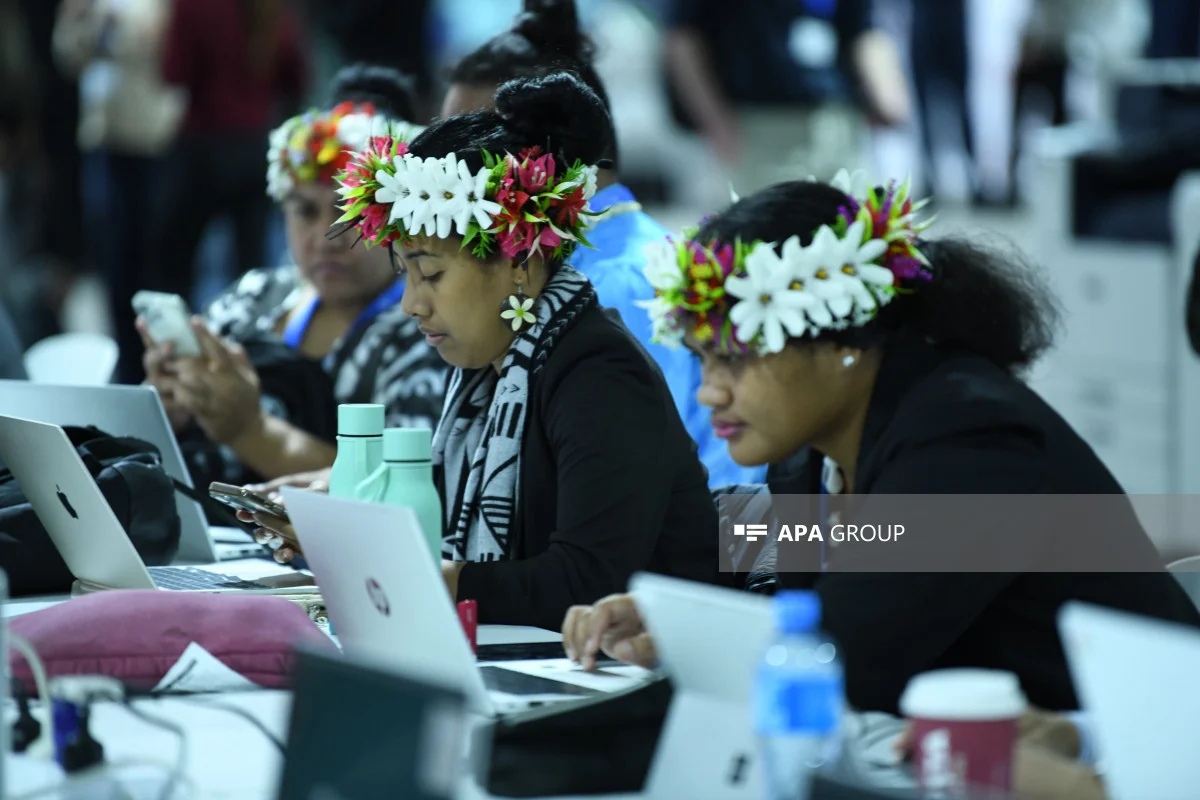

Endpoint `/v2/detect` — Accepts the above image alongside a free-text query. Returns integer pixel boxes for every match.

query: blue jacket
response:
[569,184,766,488]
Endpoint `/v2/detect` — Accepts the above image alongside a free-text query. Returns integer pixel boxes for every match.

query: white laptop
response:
[630,572,776,800]
[282,488,615,718]
[0,414,312,595]
[1059,601,1200,800]
[0,380,261,563]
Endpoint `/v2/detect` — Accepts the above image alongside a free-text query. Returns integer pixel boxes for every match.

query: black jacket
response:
[772,331,1200,714]
[455,306,720,630]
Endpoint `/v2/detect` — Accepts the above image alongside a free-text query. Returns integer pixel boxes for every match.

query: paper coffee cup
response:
[900,669,1026,797]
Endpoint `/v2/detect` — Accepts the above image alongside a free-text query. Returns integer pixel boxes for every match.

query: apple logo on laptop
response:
[365,578,390,616]
[56,485,78,519]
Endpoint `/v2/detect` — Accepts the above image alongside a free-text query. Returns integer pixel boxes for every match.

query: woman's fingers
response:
[562,605,589,662]
[608,632,659,670]
[273,545,296,565]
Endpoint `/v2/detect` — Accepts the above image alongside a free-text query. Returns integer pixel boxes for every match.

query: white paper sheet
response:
[153,642,259,694]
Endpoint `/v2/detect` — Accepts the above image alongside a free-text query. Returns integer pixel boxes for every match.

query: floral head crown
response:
[265,101,423,201]
[640,169,934,355]
[334,142,600,261]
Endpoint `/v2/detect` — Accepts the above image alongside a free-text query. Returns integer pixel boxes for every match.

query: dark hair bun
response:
[330,63,418,123]
[494,71,610,166]
[513,0,592,61]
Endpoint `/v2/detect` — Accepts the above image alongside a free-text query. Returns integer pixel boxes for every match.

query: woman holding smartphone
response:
[138,64,448,488]
[249,71,719,629]
[561,173,1200,713]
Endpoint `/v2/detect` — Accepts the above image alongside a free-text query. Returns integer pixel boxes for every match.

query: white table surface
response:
[3,586,646,799]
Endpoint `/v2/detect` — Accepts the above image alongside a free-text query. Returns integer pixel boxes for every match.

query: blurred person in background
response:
[150,0,308,306]
[14,0,86,344]
[441,0,764,488]
[660,0,910,195]
[911,0,974,203]
[300,0,435,118]
[0,300,27,380]
[53,0,185,385]
[139,65,447,489]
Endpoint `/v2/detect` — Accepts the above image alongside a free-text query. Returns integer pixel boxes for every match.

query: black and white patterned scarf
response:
[433,265,598,562]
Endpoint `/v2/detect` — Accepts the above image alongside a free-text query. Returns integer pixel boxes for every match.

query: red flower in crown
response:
[517,149,556,193]
[553,185,587,228]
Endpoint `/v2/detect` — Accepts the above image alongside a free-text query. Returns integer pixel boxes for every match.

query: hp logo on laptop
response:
[365,578,390,616]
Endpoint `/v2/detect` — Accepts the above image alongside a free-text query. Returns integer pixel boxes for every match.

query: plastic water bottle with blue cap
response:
[328,404,384,499]
[355,427,443,562]
[754,590,845,800]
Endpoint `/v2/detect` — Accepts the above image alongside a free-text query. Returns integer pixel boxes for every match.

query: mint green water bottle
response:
[328,404,384,499]
[355,428,443,562]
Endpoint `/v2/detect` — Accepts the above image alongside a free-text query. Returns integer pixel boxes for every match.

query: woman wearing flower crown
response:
[137,65,448,489]
[562,173,1200,713]
[250,71,720,628]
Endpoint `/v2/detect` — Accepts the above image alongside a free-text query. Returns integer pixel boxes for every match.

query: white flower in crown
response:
[639,296,680,345]
[725,244,815,354]
[642,239,685,294]
[582,167,598,201]
[374,157,414,224]
[265,123,295,200]
[803,221,893,320]
[830,168,871,199]
[440,154,502,236]
[500,295,536,331]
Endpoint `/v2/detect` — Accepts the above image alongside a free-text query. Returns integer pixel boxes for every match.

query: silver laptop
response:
[630,572,775,800]
[0,380,261,563]
[0,414,311,595]
[282,489,602,718]
[1059,601,1200,800]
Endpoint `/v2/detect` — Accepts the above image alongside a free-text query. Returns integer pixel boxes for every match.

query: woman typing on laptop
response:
[137,65,448,489]
[561,174,1200,713]
[247,71,720,630]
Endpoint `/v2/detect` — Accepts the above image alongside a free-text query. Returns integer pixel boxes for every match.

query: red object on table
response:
[458,600,478,654]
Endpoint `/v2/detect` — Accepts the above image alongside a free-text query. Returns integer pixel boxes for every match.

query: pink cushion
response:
[9,590,334,691]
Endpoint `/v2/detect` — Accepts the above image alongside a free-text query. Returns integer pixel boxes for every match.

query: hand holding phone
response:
[209,482,290,521]
[132,290,203,358]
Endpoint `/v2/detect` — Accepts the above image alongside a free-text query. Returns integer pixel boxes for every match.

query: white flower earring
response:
[842,354,857,368]
[500,283,536,332]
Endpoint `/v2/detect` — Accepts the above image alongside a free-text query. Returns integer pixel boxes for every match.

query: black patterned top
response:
[195,266,449,482]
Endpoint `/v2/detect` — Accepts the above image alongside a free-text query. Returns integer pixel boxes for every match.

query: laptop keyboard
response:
[148,566,272,591]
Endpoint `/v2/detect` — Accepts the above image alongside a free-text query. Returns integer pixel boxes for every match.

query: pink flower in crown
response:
[359,204,390,244]
[499,221,538,260]
[517,151,556,193]
[711,243,736,277]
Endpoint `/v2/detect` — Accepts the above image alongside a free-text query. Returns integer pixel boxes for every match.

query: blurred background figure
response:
[299,0,435,118]
[54,0,185,384]
[659,0,909,202]
[910,0,974,203]
[7,0,86,347]
[148,0,308,314]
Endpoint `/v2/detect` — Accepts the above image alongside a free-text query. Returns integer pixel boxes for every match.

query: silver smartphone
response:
[131,290,203,357]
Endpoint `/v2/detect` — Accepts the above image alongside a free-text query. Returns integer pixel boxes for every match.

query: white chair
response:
[22,332,119,386]
[1167,556,1200,613]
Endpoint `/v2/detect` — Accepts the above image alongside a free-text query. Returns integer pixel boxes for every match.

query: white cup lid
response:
[899,669,1026,721]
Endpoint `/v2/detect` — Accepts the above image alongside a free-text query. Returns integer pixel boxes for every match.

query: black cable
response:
[122,680,287,755]
[10,677,40,754]
[120,699,188,800]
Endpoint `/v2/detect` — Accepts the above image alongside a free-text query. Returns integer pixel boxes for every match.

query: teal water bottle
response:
[355,428,443,562]
[328,404,384,499]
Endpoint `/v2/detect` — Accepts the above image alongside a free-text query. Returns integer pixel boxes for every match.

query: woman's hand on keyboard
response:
[562,593,659,672]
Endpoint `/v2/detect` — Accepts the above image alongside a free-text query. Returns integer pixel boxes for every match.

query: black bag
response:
[472,677,674,797]
[0,425,182,596]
